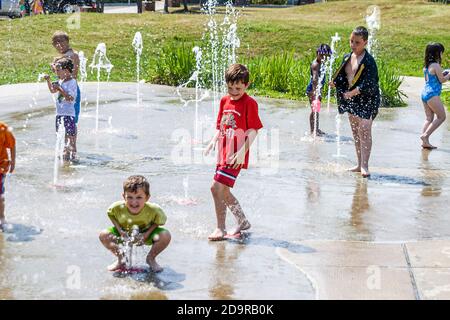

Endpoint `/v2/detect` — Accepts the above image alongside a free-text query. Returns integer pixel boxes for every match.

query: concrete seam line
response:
[275,247,319,300]
[402,243,421,300]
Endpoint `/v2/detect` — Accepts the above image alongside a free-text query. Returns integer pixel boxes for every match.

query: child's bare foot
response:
[70,156,80,164]
[311,129,326,137]
[227,220,251,237]
[361,167,371,178]
[421,135,437,149]
[147,258,163,273]
[208,228,226,241]
[0,220,6,232]
[347,166,361,173]
[107,260,126,272]
[422,143,437,149]
[316,129,326,136]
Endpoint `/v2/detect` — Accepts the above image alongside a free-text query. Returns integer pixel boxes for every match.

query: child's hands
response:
[204,142,214,156]
[44,74,51,81]
[118,229,128,239]
[9,160,15,174]
[343,91,353,99]
[132,233,146,246]
[343,88,359,100]
[228,150,245,169]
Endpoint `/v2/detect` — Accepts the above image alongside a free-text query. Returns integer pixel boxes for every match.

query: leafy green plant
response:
[152,45,406,107]
[377,60,407,108]
[152,43,196,86]
[442,91,450,111]
[244,51,311,98]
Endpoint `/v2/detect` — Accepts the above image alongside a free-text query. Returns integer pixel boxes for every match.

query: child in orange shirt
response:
[0,122,16,231]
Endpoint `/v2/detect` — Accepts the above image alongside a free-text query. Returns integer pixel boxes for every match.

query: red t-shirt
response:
[215,93,263,169]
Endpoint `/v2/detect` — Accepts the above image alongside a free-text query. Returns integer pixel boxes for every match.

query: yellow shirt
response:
[107,201,167,232]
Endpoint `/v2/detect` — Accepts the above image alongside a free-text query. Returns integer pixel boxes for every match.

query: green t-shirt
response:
[107,201,167,232]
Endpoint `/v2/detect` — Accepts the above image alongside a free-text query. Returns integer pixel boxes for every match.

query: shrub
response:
[152,44,406,107]
[152,43,196,86]
[377,60,407,108]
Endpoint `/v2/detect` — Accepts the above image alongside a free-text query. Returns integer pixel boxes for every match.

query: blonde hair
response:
[52,31,69,43]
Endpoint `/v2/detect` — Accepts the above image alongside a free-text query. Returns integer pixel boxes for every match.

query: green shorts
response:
[107,226,167,246]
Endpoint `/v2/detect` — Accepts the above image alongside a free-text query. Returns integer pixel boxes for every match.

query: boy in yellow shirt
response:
[0,122,16,231]
[99,175,171,272]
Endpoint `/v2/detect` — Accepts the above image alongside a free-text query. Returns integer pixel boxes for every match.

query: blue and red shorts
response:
[55,116,77,136]
[214,165,241,188]
[0,174,5,195]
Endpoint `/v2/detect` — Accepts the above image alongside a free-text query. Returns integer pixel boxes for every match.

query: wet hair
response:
[225,63,250,85]
[52,31,69,43]
[352,26,369,41]
[123,175,150,196]
[317,44,332,56]
[424,42,444,68]
[56,58,74,74]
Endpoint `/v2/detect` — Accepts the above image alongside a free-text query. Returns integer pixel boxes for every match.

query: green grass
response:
[0,0,449,106]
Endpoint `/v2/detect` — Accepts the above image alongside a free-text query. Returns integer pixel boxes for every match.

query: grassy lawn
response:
[0,0,448,103]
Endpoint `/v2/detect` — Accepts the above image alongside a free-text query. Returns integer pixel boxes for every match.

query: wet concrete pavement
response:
[1,77,450,299]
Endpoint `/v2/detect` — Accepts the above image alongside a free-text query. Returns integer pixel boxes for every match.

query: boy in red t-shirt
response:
[204,64,263,241]
[0,122,16,231]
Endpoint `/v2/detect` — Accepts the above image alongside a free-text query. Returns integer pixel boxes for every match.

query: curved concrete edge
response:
[0,76,425,118]
[276,247,320,300]
[276,239,450,300]
[0,82,179,119]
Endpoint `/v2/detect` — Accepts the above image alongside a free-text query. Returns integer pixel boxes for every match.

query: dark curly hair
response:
[317,44,332,56]
[55,57,74,74]
[424,42,444,68]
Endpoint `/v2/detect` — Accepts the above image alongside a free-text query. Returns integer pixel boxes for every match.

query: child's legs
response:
[68,135,77,156]
[223,188,249,228]
[308,92,315,132]
[0,195,5,224]
[99,229,123,260]
[146,230,171,262]
[358,118,373,171]
[63,134,70,160]
[0,175,5,224]
[422,101,435,134]
[210,180,228,231]
[422,96,446,138]
[348,114,362,168]
[63,117,77,159]
[310,111,320,133]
